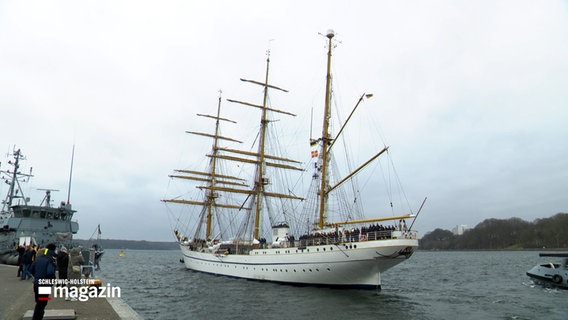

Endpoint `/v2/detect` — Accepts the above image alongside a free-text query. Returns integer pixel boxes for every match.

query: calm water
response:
[95,249,567,320]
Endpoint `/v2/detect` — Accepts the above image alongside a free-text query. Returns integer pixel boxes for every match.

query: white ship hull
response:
[180,237,418,289]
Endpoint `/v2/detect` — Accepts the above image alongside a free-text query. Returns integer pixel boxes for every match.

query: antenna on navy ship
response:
[37,188,60,207]
[67,145,75,205]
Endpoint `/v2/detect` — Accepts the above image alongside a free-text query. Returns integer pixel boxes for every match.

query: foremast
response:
[162,93,245,241]
[203,94,232,239]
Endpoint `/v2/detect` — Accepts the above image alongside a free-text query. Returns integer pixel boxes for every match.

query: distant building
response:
[452,224,469,235]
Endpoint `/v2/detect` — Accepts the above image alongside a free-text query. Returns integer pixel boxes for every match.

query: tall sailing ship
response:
[0,148,79,264]
[163,31,420,289]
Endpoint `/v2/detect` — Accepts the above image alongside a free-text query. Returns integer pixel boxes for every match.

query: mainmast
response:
[317,30,335,229]
[227,50,303,241]
[205,94,224,238]
[252,52,271,240]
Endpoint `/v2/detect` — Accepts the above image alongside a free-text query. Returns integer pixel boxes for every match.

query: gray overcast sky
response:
[1,1,566,241]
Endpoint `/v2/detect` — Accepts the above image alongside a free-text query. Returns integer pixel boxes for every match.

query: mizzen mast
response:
[314,30,395,229]
[317,30,335,229]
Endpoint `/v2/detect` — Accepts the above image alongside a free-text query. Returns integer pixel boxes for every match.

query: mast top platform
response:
[326,29,335,39]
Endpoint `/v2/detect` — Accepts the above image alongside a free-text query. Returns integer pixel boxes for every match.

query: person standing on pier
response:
[16,245,25,277]
[56,247,69,281]
[67,247,84,301]
[21,246,33,280]
[29,243,57,320]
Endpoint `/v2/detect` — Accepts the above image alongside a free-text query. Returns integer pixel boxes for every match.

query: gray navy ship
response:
[0,148,79,265]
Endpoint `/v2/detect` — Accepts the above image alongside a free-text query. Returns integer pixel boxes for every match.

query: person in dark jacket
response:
[16,245,25,277]
[56,246,69,280]
[29,243,57,320]
[21,246,34,280]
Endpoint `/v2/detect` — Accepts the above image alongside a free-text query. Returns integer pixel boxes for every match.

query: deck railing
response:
[295,229,417,248]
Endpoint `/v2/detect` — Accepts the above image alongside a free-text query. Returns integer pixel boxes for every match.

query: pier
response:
[0,265,141,320]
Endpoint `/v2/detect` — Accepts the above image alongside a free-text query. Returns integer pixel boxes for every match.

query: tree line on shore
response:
[419,213,568,250]
[73,239,178,250]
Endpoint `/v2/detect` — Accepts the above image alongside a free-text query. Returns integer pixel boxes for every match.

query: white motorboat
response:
[526,253,568,289]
